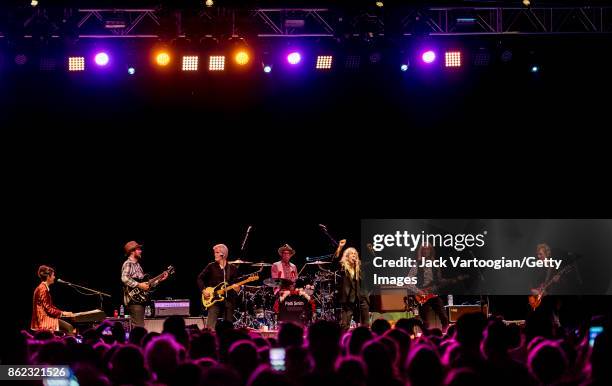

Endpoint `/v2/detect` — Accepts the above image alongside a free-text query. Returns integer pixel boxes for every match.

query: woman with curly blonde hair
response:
[338,247,370,330]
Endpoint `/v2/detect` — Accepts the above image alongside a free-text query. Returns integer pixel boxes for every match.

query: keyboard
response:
[69,309,106,323]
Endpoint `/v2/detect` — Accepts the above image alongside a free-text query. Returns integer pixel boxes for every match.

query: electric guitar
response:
[127,265,175,303]
[202,274,259,309]
[528,264,573,310]
[414,274,469,305]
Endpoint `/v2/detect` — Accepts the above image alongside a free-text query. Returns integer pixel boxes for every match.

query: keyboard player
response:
[31,265,75,335]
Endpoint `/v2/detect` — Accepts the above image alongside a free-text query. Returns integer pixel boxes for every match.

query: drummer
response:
[271,244,298,291]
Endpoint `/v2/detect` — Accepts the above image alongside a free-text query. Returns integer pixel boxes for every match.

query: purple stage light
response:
[287,52,301,65]
[422,50,436,64]
[94,52,109,66]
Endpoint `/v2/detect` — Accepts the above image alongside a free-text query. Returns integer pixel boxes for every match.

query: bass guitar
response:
[202,274,259,309]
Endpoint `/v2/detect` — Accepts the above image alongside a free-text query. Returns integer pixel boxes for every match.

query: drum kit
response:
[228,259,340,329]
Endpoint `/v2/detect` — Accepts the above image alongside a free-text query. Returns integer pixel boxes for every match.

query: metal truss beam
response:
[1,6,611,40]
[403,7,612,35]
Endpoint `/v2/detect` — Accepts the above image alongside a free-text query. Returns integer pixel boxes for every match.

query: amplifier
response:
[153,299,190,316]
[447,304,488,323]
[144,317,204,333]
[369,288,408,312]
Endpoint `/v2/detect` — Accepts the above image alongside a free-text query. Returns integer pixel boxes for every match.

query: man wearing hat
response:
[121,241,167,328]
[271,244,298,289]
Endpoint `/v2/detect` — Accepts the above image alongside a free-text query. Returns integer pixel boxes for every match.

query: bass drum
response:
[277,294,315,325]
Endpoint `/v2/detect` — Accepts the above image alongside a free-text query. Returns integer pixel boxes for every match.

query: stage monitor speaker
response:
[144,317,205,333]
[370,288,408,312]
[447,305,488,323]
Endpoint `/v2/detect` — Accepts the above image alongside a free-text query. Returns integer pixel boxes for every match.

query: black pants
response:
[129,304,145,328]
[341,297,370,331]
[206,301,235,330]
[419,296,448,331]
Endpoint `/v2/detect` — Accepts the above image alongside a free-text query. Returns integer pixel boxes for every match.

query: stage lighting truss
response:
[3,5,611,42]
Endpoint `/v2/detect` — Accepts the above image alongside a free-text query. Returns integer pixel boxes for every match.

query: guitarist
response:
[529,243,561,327]
[121,241,168,328]
[197,244,238,329]
[409,243,449,331]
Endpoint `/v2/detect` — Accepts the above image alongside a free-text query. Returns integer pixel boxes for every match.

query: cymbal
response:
[242,285,263,292]
[229,259,253,264]
[306,260,331,265]
[251,262,272,267]
[264,278,293,287]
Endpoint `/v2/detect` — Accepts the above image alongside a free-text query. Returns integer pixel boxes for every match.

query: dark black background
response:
[2,2,611,363]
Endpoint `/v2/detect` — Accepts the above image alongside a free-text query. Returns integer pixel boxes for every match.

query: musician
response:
[197,244,239,329]
[530,243,558,294]
[529,243,561,327]
[271,244,298,290]
[408,243,449,331]
[31,265,75,334]
[338,247,370,330]
[121,241,168,328]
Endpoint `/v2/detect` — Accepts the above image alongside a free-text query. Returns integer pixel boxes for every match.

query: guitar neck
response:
[219,277,256,294]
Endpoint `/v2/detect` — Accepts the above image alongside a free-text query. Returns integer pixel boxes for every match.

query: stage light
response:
[422,50,436,64]
[205,0,214,7]
[287,52,301,65]
[209,55,225,71]
[316,55,333,70]
[400,64,408,72]
[40,58,58,72]
[531,65,539,73]
[15,54,28,66]
[263,65,272,73]
[445,51,461,67]
[31,0,38,7]
[345,55,361,70]
[501,50,513,63]
[522,0,531,7]
[369,52,382,64]
[156,52,171,66]
[235,51,250,66]
[474,51,490,66]
[182,55,199,71]
[95,52,109,66]
[128,67,136,75]
[376,2,384,8]
[68,56,85,72]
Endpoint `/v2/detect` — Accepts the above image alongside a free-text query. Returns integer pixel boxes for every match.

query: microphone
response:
[319,224,327,230]
[306,254,333,262]
[57,278,71,285]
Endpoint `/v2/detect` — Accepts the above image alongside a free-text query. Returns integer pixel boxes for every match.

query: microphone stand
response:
[61,281,111,310]
[240,225,253,255]
[319,225,339,247]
